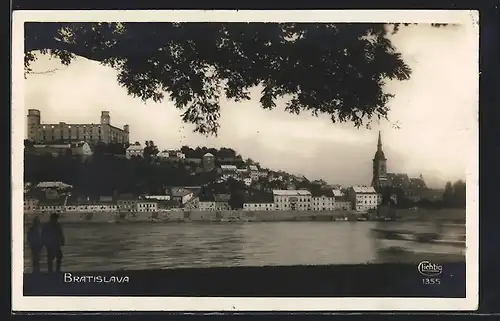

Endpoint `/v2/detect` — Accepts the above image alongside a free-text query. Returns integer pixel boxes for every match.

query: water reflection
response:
[24,222,386,271]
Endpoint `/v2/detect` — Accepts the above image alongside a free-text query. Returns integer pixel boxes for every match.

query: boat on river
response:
[371,207,466,262]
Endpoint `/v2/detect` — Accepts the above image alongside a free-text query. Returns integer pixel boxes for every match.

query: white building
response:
[243,202,274,211]
[334,201,352,211]
[24,198,39,213]
[348,186,379,212]
[272,190,312,211]
[36,181,73,189]
[64,203,119,213]
[257,171,268,178]
[332,189,345,197]
[312,195,336,211]
[170,188,194,205]
[244,177,252,186]
[199,201,216,211]
[137,201,158,212]
[157,149,185,160]
[221,165,237,172]
[126,143,143,158]
[144,195,171,201]
[248,165,259,181]
[71,141,93,158]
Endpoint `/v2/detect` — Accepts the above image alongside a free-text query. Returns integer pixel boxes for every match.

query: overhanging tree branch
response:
[24,22,448,135]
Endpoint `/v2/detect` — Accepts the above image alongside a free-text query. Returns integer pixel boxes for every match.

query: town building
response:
[272,190,312,211]
[183,196,200,210]
[214,194,231,210]
[334,200,351,211]
[137,201,158,212]
[371,132,429,201]
[312,194,336,211]
[31,141,93,159]
[126,142,143,158]
[117,195,140,212]
[157,149,186,161]
[257,170,268,178]
[244,177,252,186]
[249,165,259,181]
[24,198,39,213]
[220,165,239,180]
[144,195,171,201]
[348,186,379,212]
[169,187,194,205]
[27,109,130,145]
[243,193,274,211]
[203,153,215,171]
[198,194,231,211]
[198,198,216,211]
[64,201,119,213]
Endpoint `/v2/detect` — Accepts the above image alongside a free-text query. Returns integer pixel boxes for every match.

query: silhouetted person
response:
[42,213,65,273]
[27,217,42,273]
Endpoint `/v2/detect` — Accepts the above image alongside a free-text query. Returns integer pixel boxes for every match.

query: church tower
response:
[372,131,388,190]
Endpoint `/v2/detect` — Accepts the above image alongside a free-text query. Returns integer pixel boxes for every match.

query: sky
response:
[22,23,478,188]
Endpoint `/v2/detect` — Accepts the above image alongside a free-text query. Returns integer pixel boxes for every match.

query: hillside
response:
[23,145,331,201]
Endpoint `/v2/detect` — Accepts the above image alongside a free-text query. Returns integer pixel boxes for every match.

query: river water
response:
[22,221,439,272]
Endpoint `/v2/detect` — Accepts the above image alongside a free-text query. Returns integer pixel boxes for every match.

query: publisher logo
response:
[417,261,443,277]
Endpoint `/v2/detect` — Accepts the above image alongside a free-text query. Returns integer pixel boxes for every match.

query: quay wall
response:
[24,209,355,224]
[23,208,466,224]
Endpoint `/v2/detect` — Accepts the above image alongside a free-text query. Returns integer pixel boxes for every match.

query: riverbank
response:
[23,263,466,297]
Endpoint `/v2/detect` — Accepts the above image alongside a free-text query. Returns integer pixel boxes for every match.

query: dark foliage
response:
[24,153,213,197]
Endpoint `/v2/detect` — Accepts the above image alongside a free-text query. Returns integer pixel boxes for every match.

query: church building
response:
[371,131,428,201]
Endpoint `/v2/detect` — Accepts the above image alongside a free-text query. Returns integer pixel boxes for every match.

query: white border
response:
[11,10,479,312]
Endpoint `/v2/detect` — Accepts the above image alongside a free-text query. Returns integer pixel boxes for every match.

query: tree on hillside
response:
[228,192,245,210]
[25,22,448,135]
[443,181,454,205]
[143,140,159,158]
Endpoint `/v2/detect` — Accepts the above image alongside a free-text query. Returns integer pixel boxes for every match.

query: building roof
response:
[245,193,274,204]
[248,165,258,171]
[203,152,214,157]
[272,190,312,196]
[36,181,73,189]
[409,178,427,189]
[352,186,377,194]
[312,189,335,198]
[332,189,344,197]
[127,144,143,151]
[170,188,192,198]
[221,165,237,170]
[387,173,411,189]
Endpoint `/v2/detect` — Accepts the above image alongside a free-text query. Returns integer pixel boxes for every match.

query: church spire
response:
[377,131,382,150]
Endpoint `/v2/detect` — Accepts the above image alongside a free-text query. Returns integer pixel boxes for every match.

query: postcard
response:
[12,9,479,311]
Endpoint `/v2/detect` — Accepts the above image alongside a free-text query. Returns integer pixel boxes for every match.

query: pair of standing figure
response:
[27,213,65,273]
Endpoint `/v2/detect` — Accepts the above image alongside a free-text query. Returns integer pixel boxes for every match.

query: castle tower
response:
[371,131,388,190]
[27,109,41,141]
[100,111,110,125]
[123,124,129,133]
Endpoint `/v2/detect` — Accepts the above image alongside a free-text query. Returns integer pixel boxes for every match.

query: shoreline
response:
[23,208,465,224]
